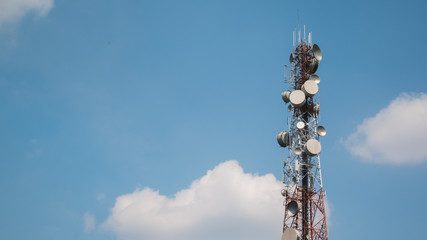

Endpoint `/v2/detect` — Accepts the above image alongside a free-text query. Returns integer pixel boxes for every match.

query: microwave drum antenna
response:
[309,74,320,84]
[312,44,322,61]
[286,201,299,217]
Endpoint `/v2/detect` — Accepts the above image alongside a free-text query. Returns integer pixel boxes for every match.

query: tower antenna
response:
[278,26,328,240]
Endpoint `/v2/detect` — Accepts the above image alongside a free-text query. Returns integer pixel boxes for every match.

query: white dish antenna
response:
[312,44,322,61]
[281,228,300,240]
[281,189,287,197]
[290,90,306,107]
[286,201,299,217]
[309,74,320,84]
[277,131,291,148]
[307,58,319,74]
[296,121,305,129]
[304,139,322,156]
[301,80,319,97]
[281,90,291,103]
[317,125,326,136]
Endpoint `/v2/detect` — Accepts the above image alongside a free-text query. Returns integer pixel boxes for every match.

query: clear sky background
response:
[1,0,427,239]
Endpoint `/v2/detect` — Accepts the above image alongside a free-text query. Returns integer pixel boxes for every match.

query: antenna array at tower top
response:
[293,25,312,50]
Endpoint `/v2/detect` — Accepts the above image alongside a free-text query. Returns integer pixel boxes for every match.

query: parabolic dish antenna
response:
[290,90,306,107]
[304,139,322,156]
[296,121,305,129]
[312,44,322,61]
[308,58,319,74]
[281,90,291,103]
[277,131,291,148]
[317,125,326,136]
[286,201,299,217]
[281,228,300,240]
[301,80,319,97]
[281,189,287,197]
[309,74,320,84]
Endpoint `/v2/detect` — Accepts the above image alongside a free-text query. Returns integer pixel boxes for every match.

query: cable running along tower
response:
[277,27,328,240]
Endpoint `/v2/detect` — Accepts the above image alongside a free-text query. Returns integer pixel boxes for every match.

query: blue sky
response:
[1,0,427,239]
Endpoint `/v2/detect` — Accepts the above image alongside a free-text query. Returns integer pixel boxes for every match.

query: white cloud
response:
[83,212,96,233]
[103,160,285,240]
[345,93,427,164]
[0,0,54,27]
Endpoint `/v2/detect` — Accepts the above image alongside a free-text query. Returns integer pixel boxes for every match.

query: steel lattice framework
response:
[278,29,328,240]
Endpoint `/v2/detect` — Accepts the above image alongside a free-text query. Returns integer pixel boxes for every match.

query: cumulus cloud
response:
[83,212,96,233]
[0,0,54,27]
[103,160,284,240]
[345,93,427,164]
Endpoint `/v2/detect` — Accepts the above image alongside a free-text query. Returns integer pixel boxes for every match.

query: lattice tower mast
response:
[277,27,328,240]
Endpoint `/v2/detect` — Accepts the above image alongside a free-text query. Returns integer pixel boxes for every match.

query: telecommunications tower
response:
[277,26,328,240]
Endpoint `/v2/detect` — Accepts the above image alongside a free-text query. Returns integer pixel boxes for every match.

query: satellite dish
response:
[281,90,291,103]
[317,125,326,136]
[281,189,287,197]
[289,53,294,64]
[286,201,299,217]
[277,131,291,148]
[296,121,305,129]
[301,80,319,97]
[281,228,300,240]
[289,90,306,107]
[308,58,319,74]
[294,147,302,155]
[309,74,320,84]
[312,44,322,61]
[304,139,322,156]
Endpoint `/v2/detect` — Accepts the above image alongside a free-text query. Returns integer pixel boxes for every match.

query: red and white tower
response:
[277,28,328,240]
